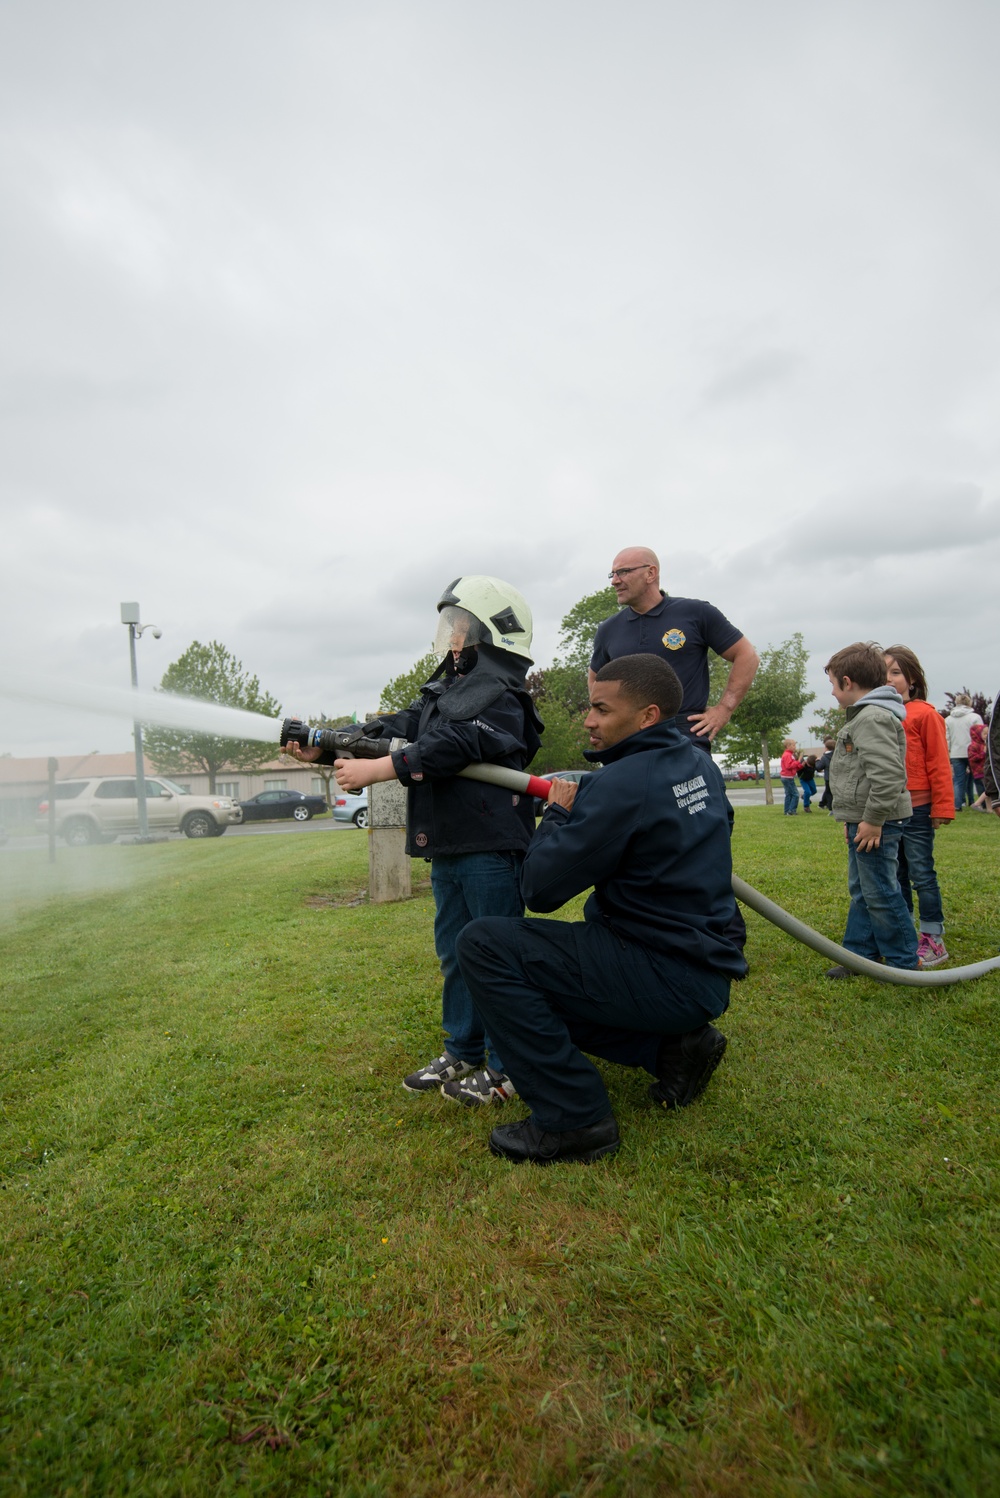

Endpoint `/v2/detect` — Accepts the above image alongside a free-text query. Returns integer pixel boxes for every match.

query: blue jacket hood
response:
[852,685,907,722]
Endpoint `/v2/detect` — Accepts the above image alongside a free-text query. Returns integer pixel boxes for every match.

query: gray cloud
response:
[701,349,803,407]
[2,0,999,754]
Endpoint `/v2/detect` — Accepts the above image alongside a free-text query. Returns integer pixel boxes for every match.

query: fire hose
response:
[280,720,1000,988]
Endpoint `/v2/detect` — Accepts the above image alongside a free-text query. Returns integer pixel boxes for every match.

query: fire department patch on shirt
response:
[662,629,686,650]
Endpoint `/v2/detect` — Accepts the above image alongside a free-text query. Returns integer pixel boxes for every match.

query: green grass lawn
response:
[1,811,998,1497]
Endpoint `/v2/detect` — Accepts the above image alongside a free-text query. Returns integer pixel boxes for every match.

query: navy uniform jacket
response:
[373,678,539,859]
[590,594,743,744]
[521,718,744,977]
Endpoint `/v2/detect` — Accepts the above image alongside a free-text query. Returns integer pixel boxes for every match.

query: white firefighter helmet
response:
[434,576,533,661]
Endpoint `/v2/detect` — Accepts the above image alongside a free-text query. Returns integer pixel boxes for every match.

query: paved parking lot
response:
[725,785,770,805]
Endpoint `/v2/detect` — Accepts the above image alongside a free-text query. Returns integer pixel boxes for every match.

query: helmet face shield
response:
[435,576,534,662]
[434,605,488,657]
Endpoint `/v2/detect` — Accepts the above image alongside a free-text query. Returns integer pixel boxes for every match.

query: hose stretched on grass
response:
[732,875,1000,986]
[456,761,1000,988]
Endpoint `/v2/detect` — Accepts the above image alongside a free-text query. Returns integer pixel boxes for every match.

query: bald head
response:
[610,546,662,613]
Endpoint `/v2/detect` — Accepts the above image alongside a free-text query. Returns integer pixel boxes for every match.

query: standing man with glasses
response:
[589,548,759,749]
[589,545,759,960]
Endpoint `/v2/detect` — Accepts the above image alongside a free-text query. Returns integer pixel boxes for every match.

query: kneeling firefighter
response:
[287,576,543,1105]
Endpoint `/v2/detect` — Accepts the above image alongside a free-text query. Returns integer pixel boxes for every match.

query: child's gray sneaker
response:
[440,1069,517,1106]
[402,1052,477,1093]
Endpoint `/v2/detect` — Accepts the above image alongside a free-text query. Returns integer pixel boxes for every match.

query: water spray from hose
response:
[0,668,285,744]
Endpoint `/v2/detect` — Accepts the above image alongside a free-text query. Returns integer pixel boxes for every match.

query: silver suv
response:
[37,776,243,844]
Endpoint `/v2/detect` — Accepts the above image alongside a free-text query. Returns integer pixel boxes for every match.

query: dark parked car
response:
[237,789,328,823]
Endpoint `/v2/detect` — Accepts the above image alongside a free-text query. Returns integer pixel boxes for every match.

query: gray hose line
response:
[732,876,1000,986]
[454,761,1000,988]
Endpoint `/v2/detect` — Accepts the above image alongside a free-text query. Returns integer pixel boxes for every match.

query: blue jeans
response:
[897,802,944,935]
[457,916,730,1131]
[843,820,919,969]
[801,779,817,809]
[782,777,799,814]
[431,851,524,1073]
[951,758,973,809]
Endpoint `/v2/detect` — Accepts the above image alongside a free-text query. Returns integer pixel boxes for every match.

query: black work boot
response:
[649,1024,727,1110]
[489,1114,620,1164]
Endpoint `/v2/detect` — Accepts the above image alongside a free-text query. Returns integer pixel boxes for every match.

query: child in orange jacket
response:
[885,644,954,968]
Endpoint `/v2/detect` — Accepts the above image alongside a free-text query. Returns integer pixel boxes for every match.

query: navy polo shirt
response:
[590,593,743,743]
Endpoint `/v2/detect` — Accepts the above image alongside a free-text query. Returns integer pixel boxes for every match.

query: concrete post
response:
[368,779,411,903]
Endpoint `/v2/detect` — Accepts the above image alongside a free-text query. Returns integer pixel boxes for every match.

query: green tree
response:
[525,587,618,766]
[708,650,730,709]
[558,586,619,664]
[541,586,619,714]
[379,651,440,713]
[809,704,846,742]
[143,641,281,793]
[715,634,814,803]
[306,712,356,806]
[529,699,591,772]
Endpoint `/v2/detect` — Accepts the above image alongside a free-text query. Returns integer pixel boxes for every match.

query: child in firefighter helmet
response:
[428,577,536,722]
[298,574,543,1108]
[433,576,534,662]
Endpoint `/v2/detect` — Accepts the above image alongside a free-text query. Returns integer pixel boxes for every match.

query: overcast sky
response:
[2,0,998,759]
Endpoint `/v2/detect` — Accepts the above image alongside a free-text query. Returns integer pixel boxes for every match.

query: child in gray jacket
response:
[824,641,920,977]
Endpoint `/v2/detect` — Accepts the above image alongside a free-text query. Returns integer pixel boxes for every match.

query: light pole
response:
[120,602,161,841]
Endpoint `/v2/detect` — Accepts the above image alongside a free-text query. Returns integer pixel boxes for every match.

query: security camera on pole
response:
[120,602,161,842]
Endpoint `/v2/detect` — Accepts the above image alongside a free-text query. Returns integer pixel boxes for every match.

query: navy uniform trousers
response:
[456,915,730,1132]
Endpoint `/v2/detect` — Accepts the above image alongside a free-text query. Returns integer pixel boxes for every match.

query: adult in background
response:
[588,547,759,749]
[945,693,984,811]
[456,655,743,1164]
[589,546,758,955]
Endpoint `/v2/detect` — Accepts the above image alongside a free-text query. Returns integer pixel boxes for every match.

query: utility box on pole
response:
[119,600,161,842]
[368,780,411,903]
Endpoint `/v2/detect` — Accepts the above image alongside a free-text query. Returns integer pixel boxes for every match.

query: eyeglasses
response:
[608,565,651,580]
